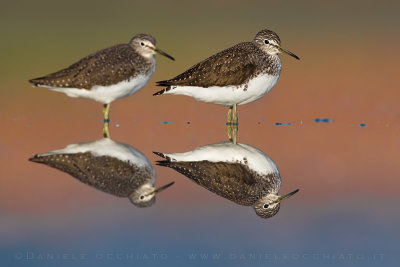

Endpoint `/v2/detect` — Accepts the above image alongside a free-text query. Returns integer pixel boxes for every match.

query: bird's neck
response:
[137,54,156,76]
[269,53,282,65]
[260,54,281,76]
[146,56,156,75]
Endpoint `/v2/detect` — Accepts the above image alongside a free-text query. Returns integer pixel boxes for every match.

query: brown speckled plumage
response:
[29,44,153,89]
[29,152,153,197]
[154,29,283,96]
[155,159,280,206]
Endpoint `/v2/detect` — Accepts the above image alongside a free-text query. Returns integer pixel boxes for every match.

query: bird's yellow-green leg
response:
[231,123,238,144]
[103,103,110,122]
[102,103,111,138]
[227,123,232,140]
[226,106,233,125]
[232,103,238,125]
[102,120,110,138]
[226,123,238,144]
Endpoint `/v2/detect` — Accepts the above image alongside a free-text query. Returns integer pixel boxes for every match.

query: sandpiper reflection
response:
[155,141,298,218]
[29,138,174,207]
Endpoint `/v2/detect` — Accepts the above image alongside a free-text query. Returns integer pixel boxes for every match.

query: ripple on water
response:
[315,118,333,123]
[275,122,292,126]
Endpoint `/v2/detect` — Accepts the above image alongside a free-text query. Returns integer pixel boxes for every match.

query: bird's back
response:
[29,44,149,89]
[156,42,265,89]
[30,152,153,197]
[156,159,278,206]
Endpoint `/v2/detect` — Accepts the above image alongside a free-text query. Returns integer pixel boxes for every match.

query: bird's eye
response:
[264,40,269,45]
[263,204,269,209]
[140,42,145,46]
[140,195,144,200]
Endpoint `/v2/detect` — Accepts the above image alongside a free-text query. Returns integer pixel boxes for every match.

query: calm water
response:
[2,0,400,266]
[2,114,399,266]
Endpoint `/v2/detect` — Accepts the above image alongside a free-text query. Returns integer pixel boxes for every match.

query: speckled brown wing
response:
[156,42,258,88]
[29,152,152,197]
[156,160,260,205]
[29,44,141,89]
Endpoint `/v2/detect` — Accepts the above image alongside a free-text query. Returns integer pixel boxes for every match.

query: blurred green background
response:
[1,0,399,89]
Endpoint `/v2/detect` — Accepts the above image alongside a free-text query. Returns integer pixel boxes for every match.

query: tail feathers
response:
[29,77,45,87]
[154,80,174,96]
[29,154,46,163]
[156,81,170,86]
[153,87,171,96]
[29,154,61,165]
[29,75,64,87]
[155,160,172,167]
[153,151,173,162]
[153,151,166,158]
[29,76,56,87]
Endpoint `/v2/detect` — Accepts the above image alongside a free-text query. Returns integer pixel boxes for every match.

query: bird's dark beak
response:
[279,47,300,60]
[150,181,175,195]
[154,48,175,61]
[271,189,299,204]
[278,189,299,202]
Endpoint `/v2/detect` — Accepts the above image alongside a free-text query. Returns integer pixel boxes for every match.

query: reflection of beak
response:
[152,47,175,61]
[278,46,300,60]
[272,189,299,204]
[147,181,175,196]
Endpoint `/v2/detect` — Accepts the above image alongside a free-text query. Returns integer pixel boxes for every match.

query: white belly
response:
[164,141,280,177]
[165,74,280,106]
[45,73,154,104]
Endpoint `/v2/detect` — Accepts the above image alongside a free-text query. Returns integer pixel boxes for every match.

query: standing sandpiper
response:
[154,141,299,218]
[153,29,299,124]
[29,138,174,207]
[29,34,174,122]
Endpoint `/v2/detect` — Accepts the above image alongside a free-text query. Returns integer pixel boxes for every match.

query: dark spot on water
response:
[359,123,367,127]
[275,122,292,126]
[186,121,191,124]
[161,121,172,124]
[315,118,333,123]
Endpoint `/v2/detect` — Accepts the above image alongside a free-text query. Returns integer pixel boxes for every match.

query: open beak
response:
[148,181,175,196]
[279,47,300,60]
[154,48,175,61]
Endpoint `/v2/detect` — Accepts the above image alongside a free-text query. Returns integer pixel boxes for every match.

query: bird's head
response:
[130,34,174,61]
[253,189,299,218]
[128,181,174,208]
[253,29,299,60]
